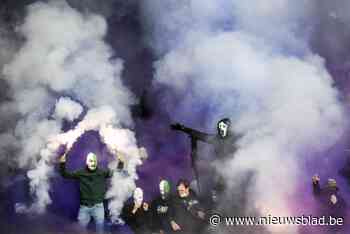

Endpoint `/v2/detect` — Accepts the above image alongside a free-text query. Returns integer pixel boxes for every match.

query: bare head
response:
[177,179,190,198]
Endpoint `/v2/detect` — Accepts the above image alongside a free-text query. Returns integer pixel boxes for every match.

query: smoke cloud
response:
[1,1,350,233]
[1,0,144,219]
[53,97,83,122]
[141,0,347,233]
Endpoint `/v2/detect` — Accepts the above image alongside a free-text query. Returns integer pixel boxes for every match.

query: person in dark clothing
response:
[339,157,350,186]
[121,187,151,234]
[171,118,240,204]
[59,150,114,233]
[151,179,179,234]
[171,118,239,161]
[312,175,347,233]
[172,179,206,234]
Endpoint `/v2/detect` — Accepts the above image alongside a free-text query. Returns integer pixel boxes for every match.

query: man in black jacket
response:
[151,179,180,234]
[173,179,206,234]
[59,150,113,233]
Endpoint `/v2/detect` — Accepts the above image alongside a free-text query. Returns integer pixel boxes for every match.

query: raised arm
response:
[312,174,322,196]
[102,150,127,178]
[59,152,80,179]
[102,168,114,178]
[170,122,215,143]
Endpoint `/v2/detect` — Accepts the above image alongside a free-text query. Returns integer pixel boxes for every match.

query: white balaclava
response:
[86,152,97,171]
[159,180,171,199]
[133,187,144,205]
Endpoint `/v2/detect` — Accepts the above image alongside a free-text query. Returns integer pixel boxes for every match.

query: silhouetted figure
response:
[171,118,240,204]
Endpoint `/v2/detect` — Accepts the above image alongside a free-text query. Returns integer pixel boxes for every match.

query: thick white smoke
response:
[100,125,148,222]
[46,107,147,221]
[53,97,83,122]
[1,0,144,218]
[141,1,346,233]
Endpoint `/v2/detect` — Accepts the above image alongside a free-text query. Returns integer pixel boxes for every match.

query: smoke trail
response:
[141,0,346,233]
[1,0,144,218]
[100,125,148,222]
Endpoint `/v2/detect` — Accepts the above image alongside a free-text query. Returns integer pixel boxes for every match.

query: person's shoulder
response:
[92,167,110,176]
[75,168,86,175]
[188,193,200,204]
[150,196,159,203]
[189,189,198,197]
[153,195,164,202]
[95,168,106,173]
[166,194,176,199]
[170,194,182,203]
[123,199,134,209]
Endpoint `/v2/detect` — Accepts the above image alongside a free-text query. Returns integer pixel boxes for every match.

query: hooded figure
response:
[172,118,239,161]
[59,151,114,234]
[121,187,151,234]
[171,118,240,203]
[151,179,179,234]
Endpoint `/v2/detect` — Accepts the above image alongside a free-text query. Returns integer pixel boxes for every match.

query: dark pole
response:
[190,136,201,194]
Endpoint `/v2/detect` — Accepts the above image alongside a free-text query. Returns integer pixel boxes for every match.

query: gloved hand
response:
[170,122,184,131]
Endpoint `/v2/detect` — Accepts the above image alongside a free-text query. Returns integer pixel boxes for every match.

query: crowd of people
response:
[59,149,209,234]
[57,118,349,234]
[58,150,349,234]
[121,179,207,234]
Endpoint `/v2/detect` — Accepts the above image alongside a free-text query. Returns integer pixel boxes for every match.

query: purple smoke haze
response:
[0,1,350,234]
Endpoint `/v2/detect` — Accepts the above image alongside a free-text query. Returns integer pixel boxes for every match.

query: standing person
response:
[59,150,114,234]
[312,175,347,233]
[121,187,151,234]
[173,179,206,234]
[171,118,240,203]
[151,180,180,234]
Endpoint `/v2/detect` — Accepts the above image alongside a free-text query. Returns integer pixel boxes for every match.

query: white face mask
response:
[159,180,170,198]
[160,182,166,196]
[133,187,143,205]
[218,121,229,138]
[86,153,97,171]
[330,194,337,204]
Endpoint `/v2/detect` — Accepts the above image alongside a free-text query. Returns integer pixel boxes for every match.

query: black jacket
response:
[150,195,176,233]
[121,201,151,234]
[312,181,347,224]
[173,192,206,234]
